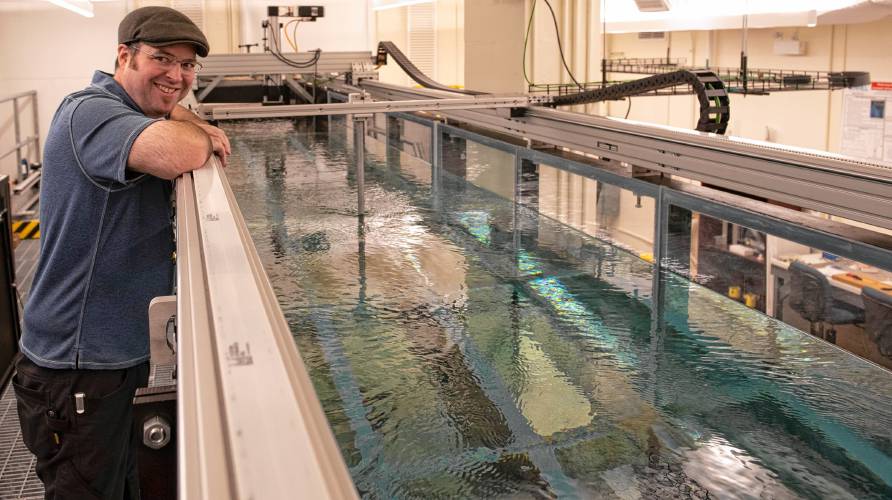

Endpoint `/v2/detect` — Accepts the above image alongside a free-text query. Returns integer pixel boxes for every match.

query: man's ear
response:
[115,44,131,71]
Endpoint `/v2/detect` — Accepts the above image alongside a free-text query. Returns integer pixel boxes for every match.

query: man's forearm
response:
[170,104,207,125]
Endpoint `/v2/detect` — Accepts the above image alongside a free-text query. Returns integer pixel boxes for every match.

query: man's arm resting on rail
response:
[170,104,231,165]
[127,120,213,180]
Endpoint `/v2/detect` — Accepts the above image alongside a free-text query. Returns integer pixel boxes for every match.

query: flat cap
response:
[118,6,209,57]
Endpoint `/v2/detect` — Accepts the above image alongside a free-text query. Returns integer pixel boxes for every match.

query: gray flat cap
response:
[118,6,209,57]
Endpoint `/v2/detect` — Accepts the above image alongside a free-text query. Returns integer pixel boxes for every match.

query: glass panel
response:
[536,163,655,259]
[766,234,892,370]
[665,204,892,370]
[385,115,432,163]
[665,206,767,312]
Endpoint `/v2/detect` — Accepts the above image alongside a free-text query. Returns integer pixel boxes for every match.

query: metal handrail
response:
[175,157,357,499]
[0,90,36,104]
[1,90,40,191]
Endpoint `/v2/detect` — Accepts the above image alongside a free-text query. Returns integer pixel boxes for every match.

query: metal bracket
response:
[149,295,176,361]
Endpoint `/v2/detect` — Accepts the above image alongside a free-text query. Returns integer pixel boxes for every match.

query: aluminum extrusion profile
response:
[176,158,357,499]
[206,96,537,120]
[197,52,374,77]
[357,80,892,231]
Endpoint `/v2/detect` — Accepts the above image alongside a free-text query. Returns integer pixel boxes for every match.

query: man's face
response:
[114,43,197,118]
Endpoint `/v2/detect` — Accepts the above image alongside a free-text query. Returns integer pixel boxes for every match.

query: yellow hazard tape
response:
[12,220,40,239]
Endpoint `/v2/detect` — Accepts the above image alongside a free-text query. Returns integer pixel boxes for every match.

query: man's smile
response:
[154,82,179,95]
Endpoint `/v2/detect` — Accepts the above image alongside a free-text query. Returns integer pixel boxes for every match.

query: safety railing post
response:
[13,97,22,175]
[31,92,40,162]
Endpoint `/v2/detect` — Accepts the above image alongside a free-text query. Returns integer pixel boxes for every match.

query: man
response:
[12,7,229,498]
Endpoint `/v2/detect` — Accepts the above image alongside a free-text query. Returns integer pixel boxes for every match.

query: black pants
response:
[12,354,150,500]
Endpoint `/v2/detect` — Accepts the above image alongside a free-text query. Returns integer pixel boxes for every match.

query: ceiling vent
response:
[638,32,666,39]
[634,0,672,12]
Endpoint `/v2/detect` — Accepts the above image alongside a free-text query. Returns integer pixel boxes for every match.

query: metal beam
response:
[197,51,373,77]
[176,158,357,499]
[358,80,892,231]
[196,75,224,102]
[207,96,538,120]
[283,76,315,103]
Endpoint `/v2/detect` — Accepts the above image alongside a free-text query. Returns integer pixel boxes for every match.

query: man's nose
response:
[164,63,184,80]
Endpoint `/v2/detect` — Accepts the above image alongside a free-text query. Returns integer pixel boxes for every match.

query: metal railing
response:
[0,91,41,217]
[175,157,357,499]
[0,91,39,171]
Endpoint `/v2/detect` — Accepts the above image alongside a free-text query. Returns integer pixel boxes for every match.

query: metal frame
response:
[204,96,542,120]
[171,77,892,496]
[359,80,892,232]
[0,91,40,169]
[175,157,357,499]
[379,105,892,278]
[196,52,373,78]
[0,91,41,218]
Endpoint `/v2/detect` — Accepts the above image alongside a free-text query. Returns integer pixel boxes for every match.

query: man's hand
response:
[170,105,231,167]
[196,123,231,167]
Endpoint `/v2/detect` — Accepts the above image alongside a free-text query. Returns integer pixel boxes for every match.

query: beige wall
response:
[374,0,464,89]
[133,0,239,53]
[464,0,525,93]
[0,2,127,181]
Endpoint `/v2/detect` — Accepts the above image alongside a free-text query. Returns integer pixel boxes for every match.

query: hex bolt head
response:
[143,416,171,450]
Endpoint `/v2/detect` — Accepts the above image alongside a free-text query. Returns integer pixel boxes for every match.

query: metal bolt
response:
[143,416,171,450]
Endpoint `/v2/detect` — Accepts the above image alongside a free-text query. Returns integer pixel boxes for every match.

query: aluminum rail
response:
[197,51,373,77]
[206,96,541,120]
[176,157,357,500]
[0,90,37,103]
[0,90,40,172]
[358,80,892,231]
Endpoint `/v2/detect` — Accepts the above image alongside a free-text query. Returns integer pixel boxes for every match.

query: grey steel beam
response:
[198,51,373,77]
[284,76,315,103]
[196,75,224,101]
[359,80,892,231]
[207,96,536,120]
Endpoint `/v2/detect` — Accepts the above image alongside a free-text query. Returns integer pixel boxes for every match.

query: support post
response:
[512,150,525,277]
[12,97,22,176]
[31,92,40,162]
[651,186,669,322]
[353,114,371,215]
[431,121,441,211]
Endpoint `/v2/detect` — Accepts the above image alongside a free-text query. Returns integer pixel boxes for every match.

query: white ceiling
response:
[606,0,892,32]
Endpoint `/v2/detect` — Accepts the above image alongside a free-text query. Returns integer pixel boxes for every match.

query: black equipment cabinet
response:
[0,176,22,387]
[133,384,178,500]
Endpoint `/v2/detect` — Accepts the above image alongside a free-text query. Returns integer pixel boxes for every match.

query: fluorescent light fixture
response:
[47,0,94,17]
[372,0,434,11]
[606,0,862,32]
[634,0,671,12]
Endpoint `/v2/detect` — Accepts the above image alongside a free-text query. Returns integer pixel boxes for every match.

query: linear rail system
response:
[204,95,545,120]
[357,80,892,231]
[197,51,373,77]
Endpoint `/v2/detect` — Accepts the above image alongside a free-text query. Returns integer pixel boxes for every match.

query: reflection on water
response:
[223,118,892,499]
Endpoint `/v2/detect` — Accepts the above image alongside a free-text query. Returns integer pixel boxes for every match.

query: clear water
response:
[223,118,892,500]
